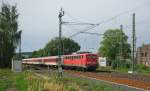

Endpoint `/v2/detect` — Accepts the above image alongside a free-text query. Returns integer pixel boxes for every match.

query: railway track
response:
[26,66,150,90]
[65,70,150,90]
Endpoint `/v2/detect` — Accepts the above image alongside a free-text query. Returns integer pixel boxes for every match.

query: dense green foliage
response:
[0,3,21,68]
[98,29,131,67]
[31,37,80,57]
[135,64,150,73]
[31,49,45,58]
[111,59,131,69]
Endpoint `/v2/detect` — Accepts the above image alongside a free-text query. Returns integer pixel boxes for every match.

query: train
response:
[22,52,98,71]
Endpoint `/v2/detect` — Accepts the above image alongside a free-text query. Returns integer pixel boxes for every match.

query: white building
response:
[98,57,107,67]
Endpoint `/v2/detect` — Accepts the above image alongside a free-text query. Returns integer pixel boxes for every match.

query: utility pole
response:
[120,25,123,60]
[132,13,136,73]
[19,30,22,60]
[58,8,64,77]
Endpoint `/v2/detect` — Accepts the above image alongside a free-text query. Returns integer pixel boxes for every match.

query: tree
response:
[0,3,21,68]
[31,37,80,57]
[98,29,131,67]
[43,37,80,56]
[31,49,45,58]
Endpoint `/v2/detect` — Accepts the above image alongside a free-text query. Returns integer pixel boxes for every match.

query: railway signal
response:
[58,8,64,77]
[57,8,97,77]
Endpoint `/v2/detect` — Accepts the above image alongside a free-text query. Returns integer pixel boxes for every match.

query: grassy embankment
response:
[0,69,123,91]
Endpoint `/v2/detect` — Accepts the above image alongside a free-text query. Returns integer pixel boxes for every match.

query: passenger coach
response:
[23,52,98,71]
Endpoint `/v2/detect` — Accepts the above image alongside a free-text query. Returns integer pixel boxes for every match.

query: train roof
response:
[23,53,97,60]
[64,52,97,56]
[23,56,58,60]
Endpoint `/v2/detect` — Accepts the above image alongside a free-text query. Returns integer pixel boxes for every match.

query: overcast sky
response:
[1,0,150,53]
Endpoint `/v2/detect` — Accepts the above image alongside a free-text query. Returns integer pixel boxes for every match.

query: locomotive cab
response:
[85,54,98,70]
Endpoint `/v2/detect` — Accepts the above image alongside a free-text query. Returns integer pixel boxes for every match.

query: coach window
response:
[69,56,71,59]
[78,56,79,59]
[73,56,75,59]
[79,56,81,59]
[81,56,83,59]
[86,56,89,58]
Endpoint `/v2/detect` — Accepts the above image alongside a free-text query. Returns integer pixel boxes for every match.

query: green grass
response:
[62,75,122,91]
[96,66,113,72]
[15,73,28,91]
[0,69,13,91]
[0,69,124,91]
[0,69,28,91]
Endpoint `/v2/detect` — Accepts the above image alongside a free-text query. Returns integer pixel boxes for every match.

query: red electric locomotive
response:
[63,53,98,70]
[22,52,98,71]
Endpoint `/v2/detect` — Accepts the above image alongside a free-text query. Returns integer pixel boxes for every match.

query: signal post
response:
[58,8,64,77]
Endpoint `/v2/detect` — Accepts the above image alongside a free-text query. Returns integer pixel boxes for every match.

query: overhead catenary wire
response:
[67,17,150,39]
[62,21,99,26]
[123,18,150,29]
[69,24,99,38]
[63,1,150,38]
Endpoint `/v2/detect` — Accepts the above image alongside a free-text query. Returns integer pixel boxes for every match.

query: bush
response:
[135,64,150,73]
[112,59,130,69]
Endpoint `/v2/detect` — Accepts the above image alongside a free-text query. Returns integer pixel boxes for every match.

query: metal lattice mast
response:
[132,13,136,73]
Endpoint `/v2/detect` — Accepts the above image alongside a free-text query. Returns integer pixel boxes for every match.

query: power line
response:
[61,1,150,39]
[63,21,98,26]
[80,31,103,36]
[69,25,99,38]
[123,18,150,29]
